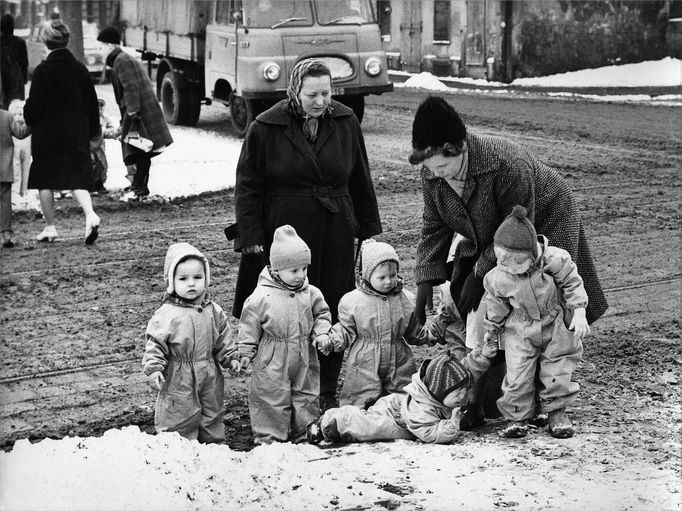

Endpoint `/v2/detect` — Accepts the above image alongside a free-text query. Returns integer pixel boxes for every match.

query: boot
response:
[499,420,528,438]
[548,409,575,438]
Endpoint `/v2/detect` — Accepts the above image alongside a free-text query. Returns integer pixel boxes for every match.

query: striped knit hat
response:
[493,205,538,258]
[422,351,472,402]
[269,225,311,271]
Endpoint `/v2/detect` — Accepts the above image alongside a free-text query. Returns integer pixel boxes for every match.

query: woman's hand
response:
[415,283,434,325]
[243,244,264,254]
[570,308,590,341]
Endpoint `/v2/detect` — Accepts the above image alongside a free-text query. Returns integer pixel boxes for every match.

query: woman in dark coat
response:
[232,60,382,411]
[97,26,173,200]
[24,19,101,244]
[0,13,28,109]
[410,96,607,427]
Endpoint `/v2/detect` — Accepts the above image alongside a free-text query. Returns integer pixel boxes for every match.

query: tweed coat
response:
[24,48,100,190]
[106,48,173,165]
[0,109,29,182]
[232,99,382,320]
[415,131,607,324]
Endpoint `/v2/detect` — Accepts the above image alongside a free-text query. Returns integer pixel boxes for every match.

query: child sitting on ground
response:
[0,106,30,248]
[142,242,241,443]
[8,100,30,197]
[483,205,590,439]
[329,240,430,409]
[90,97,121,194]
[307,342,497,445]
[238,225,332,444]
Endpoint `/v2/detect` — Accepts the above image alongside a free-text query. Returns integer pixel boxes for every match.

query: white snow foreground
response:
[0,425,677,511]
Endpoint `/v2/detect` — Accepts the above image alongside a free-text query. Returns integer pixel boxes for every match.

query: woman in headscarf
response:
[231,60,382,412]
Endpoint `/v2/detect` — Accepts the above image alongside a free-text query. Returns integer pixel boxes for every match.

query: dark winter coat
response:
[106,48,173,165]
[415,131,607,324]
[0,30,28,108]
[232,99,382,319]
[24,48,100,191]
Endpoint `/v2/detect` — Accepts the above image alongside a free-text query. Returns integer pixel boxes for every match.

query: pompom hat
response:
[164,242,210,295]
[422,351,472,403]
[360,239,399,282]
[494,205,538,258]
[269,225,311,271]
[41,19,70,48]
[97,26,121,45]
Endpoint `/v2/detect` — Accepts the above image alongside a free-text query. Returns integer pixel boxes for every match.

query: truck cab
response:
[123,0,392,136]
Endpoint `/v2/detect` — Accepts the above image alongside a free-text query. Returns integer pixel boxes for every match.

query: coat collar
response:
[256,99,353,126]
[105,46,123,67]
[46,47,75,62]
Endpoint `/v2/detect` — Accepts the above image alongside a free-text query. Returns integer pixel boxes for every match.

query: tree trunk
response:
[62,1,85,65]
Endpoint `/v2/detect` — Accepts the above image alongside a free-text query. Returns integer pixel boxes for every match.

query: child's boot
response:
[306,419,325,444]
[548,409,575,438]
[499,420,529,438]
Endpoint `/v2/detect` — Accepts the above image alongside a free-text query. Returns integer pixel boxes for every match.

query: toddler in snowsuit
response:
[8,100,30,197]
[90,98,121,194]
[307,342,497,444]
[329,239,430,409]
[142,242,241,443]
[238,225,332,444]
[483,206,590,439]
[0,106,30,247]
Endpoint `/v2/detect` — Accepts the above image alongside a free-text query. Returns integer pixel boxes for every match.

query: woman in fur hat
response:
[409,96,607,430]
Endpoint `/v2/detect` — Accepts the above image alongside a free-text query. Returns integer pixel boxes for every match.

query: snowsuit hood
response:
[164,242,211,295]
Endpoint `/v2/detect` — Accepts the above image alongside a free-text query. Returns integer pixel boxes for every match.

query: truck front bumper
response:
[240,83,394,100]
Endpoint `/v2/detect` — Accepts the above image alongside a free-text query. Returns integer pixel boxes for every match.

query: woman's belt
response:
[269,185,349,213]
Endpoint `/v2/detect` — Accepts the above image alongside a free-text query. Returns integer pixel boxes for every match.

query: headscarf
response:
[286,59,333,143]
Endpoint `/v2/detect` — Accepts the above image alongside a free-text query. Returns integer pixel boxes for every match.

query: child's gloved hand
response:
[314,334,333,356]
[481,332,499,358]
[570,307,590,341]
[148,371,165,391]
[228,359,241,375]
[239,356,251,372]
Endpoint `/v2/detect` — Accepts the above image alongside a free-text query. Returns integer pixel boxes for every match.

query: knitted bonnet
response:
[493,205,538,258]
[360,239,399,282]
[422,351,472,403]
[164,242,210,295]
[269,225,311,271]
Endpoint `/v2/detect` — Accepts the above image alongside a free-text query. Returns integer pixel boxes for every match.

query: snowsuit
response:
[238,267,332,444]
[90,111,119,190]
[142,245,237,443]
[321,350,492,444]
[483,236,587,421]
[330,279,427,408]
[0,109,29,234]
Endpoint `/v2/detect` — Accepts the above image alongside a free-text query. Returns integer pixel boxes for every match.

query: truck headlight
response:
[263,62,281,82]
[364,57,382,77]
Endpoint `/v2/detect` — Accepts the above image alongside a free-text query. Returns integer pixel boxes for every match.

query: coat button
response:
[382,297,387,301]
[290,293,295,298]
[198,308,202,312]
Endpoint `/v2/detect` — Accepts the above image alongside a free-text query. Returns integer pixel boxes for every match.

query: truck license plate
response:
[331,87,344,96]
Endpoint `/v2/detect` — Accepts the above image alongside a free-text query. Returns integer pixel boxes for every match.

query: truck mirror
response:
[383,5,392,15]
[232,10,242,23]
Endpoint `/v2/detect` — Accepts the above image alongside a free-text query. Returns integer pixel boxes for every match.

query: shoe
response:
[319,394,339,414]
[548,409,575,439]
[36,225,58,242]
[134,186,150,197]
[2,232,15,248]
[306,419,325,444]
[459,402,486,431]
[85,215,100,245]
[530,412,549,428]
[499,420,529,438]
[97,187,109,195]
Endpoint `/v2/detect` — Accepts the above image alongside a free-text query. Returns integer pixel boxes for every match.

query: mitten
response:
[455,272,484,317]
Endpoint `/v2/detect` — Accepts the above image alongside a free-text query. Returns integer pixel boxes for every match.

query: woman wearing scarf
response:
[232,60,382,413]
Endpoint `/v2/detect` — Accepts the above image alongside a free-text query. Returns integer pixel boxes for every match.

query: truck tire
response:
[337,95,365,123]
[160,73,201,127]
[230,92,259,137]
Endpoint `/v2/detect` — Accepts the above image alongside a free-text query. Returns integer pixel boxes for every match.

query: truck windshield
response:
[316,0,375,25]
[243,0,313,28]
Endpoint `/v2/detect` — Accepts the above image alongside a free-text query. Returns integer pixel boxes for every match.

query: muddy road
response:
[1,87,680,475]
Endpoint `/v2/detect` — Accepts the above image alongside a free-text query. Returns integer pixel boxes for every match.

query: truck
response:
[120,0,394,136]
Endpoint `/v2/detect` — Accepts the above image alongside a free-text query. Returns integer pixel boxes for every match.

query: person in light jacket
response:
[238,225,333,444]
[232,60,382,413]
[143,242,241,443]
[329,240,432,409]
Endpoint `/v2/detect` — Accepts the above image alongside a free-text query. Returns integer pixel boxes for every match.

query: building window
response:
[433,0,451,42]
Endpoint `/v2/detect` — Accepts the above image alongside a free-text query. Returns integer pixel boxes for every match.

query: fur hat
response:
[97,26,121,45]
[269,225,311,271]
[360,239,399,282]
[41,19,70,49]
[494,205,538,258]
[164,242,210,295]
[409,96,466,164]
[421,351,472,403]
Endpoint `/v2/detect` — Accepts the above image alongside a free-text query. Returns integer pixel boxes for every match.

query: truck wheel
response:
[337,95,365,123]
[160,73,201,126]
[229,93,258,137]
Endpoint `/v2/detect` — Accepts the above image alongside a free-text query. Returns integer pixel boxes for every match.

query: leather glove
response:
[415,282,434,325]
[455,272,485,317]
